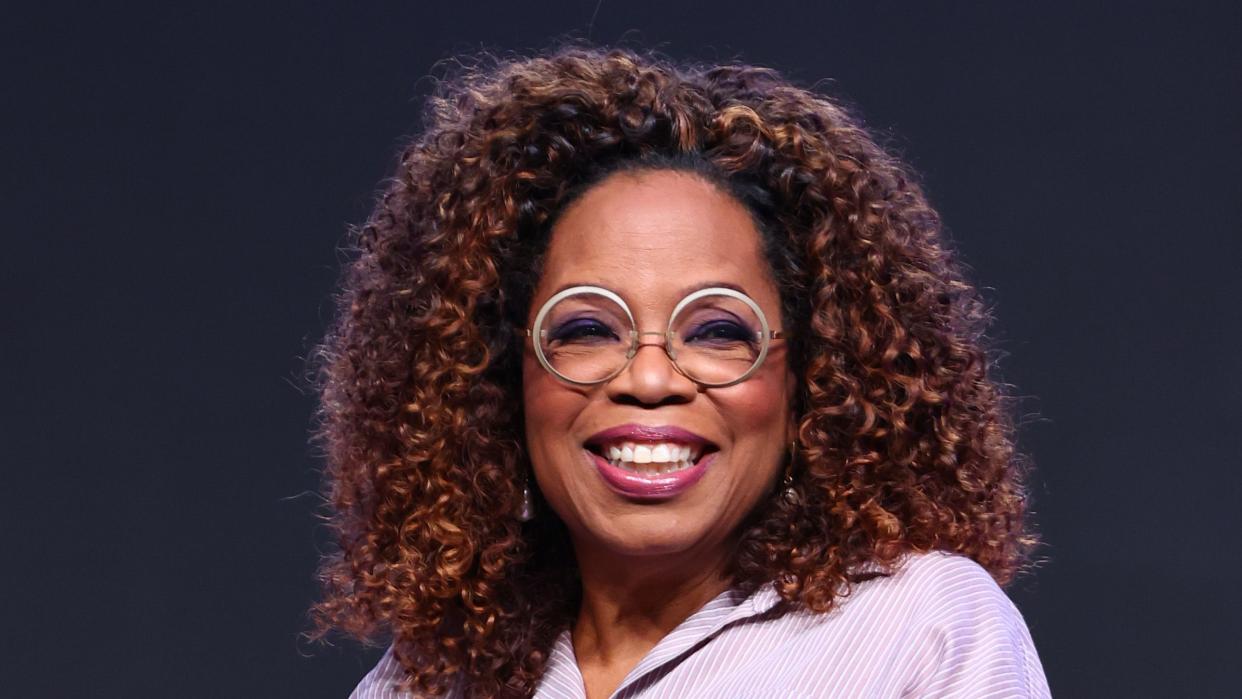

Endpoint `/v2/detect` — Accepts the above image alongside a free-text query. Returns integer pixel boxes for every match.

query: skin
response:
[521,170,798,699]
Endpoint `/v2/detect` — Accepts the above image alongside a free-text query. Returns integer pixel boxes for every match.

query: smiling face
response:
[521,169,797,567]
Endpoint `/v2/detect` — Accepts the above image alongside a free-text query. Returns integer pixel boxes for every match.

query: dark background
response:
[4,2,1238,696]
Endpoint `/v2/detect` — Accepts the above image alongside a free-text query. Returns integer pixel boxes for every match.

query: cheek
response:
[521,356,582,465]
[720,371,791,435]
[713,368,794,489]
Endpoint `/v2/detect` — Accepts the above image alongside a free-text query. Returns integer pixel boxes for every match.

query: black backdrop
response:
[4,2,1239,697]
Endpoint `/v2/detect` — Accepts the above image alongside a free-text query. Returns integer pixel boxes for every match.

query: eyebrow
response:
[548,280,752,300]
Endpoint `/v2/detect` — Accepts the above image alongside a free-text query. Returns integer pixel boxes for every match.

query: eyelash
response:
[550,319,617,342]
[550,319,752,342]
[687,320,751,342]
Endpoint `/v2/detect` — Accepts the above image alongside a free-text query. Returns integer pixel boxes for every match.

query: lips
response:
[583,424,718,452]
[582,424,719,500]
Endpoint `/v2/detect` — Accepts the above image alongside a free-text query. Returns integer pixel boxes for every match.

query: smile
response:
[582,424,720,500]
[594,441,706,474]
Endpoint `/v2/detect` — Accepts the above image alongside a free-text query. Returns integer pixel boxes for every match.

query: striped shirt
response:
[350,551,1050,698]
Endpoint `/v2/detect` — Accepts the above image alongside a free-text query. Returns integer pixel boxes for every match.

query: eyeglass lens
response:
[537,290,766,385]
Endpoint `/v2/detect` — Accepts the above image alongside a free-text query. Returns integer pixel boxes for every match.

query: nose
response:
[603,331,698,405]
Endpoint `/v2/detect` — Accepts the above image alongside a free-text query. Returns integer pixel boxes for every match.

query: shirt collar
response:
[536,557,901,697]
[539,581,783,698]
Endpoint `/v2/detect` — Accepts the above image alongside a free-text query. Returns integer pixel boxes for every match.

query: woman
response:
[308,45,1049,698]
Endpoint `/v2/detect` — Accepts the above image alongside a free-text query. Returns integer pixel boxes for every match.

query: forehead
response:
[534,170,779,317]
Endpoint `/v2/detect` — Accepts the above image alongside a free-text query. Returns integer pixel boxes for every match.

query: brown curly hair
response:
[307,44,1038,697]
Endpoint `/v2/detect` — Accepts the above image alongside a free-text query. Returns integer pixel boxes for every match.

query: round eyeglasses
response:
[524,285,786,388]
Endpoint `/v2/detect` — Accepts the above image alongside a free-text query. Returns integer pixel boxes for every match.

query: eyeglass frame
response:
[521,285,787,388]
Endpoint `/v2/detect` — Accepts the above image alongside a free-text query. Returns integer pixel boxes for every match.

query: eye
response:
[685,320,755,344]
[548,317,620,344]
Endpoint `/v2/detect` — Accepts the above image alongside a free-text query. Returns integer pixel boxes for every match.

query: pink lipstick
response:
[582,424,718,500]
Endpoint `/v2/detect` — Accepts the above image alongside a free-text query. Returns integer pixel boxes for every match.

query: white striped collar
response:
[538,581,783,698]
[535,557,903,698]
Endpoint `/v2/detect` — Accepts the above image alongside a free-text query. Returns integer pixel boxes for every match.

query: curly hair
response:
[307,45,1038,697]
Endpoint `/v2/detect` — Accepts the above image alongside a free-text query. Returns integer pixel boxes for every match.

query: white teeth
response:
[608,458,694,474]
[595,440,707,475]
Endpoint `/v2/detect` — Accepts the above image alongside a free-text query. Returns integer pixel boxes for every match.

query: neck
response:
[570,539,735,665]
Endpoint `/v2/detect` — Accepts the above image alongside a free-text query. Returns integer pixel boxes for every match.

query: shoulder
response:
[836,550,1027,632]
[348,647,464,699]
[883,550,1022,618]
[873,551,1051,698]
[349,646,408,699]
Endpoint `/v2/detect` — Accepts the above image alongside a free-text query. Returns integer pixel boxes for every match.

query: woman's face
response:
[522,169,797,564]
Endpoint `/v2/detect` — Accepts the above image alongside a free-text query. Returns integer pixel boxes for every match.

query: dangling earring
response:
[518,479,535,522]
[781,439,799,505]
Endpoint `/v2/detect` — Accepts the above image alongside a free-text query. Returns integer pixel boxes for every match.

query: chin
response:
[588,510,717,558]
